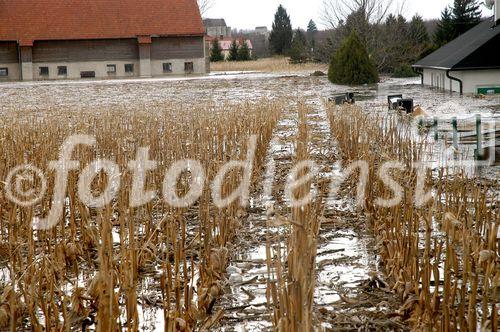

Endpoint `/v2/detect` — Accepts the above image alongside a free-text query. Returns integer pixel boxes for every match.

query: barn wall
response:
[32,60,140,80]
[151,37,204,60]
[151,58,206,76]
[0,63,20,81]
[0,42,18,63]
[33,39,139,62]
[0,42,20,80]
[1,36,207,80]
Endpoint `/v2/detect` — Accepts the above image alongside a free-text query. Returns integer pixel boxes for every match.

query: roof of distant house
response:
[0,0,204,45]
[203,18,227,27]
[414,17,500,70]
[219,39,253,50]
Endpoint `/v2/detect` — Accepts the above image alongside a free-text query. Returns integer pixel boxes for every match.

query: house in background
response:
[234,27,271,58]
[206,36,253,60]
[203,19,232,39]
[413,1,500,95]
[0,0,207,81]
[254,27,269,35]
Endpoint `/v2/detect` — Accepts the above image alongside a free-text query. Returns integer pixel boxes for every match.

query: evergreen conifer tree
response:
[237,41,251,61]
[289,29,308,64]
[307,19,317,32]
[434,7,455,46]
[409,15,430,45]
[451,0,482,36]
[328,31,379,85]
[408,14,432,61]
[227,40,239,61]
[269,5,293,55]
[209,38,224,62]
[307,19,318,50]
[434,1,481,46]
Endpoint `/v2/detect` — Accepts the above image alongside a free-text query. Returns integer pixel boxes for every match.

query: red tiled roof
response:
[0,0,204,44]
[219,39,253,50]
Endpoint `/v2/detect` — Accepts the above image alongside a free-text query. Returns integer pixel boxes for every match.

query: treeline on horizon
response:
[263,0,483,83]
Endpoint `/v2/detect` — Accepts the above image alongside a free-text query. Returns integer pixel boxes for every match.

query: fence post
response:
[452,117,458,150]
[433,117,438,140]
[476,114,482,159]
[418,117,424,131]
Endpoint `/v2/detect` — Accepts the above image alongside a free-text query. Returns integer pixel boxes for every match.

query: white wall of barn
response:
[32,59,206,80]
[32,60,140,80]
[422,68,500,94]
[151,58,206,76]
[0,63,20,81]
[1,58,207,81]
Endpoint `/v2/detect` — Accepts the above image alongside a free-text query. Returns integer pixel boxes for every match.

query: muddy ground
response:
[0,73,498,331]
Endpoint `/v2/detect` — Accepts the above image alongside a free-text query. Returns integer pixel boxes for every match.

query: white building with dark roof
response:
[413,1,500,95]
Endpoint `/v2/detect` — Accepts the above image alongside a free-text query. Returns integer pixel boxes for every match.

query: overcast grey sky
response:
[204,0,491,30]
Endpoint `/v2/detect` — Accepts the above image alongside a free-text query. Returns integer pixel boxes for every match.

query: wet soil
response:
[0,73,498,331]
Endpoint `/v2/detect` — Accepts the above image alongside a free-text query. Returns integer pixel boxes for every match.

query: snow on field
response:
[0,72,497,331]
[1,74,498,119]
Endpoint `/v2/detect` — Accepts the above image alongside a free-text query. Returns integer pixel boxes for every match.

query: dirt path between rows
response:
[217,97,409,331]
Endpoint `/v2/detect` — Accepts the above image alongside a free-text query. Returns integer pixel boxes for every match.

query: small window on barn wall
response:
[184,62,194,73]
[163,63,172,73]
[125,64,134,73]
[80,71,96,78]
[39,67,49,76]
[0,68,8,77]
[58,66,67,76]
[107,64,117,74]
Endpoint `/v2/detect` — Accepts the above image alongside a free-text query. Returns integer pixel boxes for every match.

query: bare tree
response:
[320,0,402,29]
[317,0,410,71]
[197,0,215,16]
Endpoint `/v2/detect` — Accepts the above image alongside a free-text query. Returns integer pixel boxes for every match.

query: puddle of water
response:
[0,74,497,331]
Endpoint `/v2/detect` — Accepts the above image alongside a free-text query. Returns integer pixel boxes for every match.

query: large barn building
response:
[413,1,500,95]
[0,0,207,81]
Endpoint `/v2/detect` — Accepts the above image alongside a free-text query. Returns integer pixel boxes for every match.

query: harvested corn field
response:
[0,73,498,331]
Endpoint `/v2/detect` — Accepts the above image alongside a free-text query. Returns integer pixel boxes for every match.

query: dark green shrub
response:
[392,64,419,78]
[328,31,379,85]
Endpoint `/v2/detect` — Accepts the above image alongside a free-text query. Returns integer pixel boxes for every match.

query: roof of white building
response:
[414,17,500,71]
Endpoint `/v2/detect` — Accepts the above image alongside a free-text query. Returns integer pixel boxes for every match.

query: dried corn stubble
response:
[0,100,282,330]
[266,103,326,332]
[327,104,498,330]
